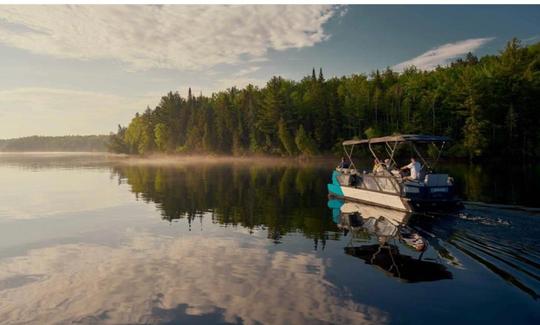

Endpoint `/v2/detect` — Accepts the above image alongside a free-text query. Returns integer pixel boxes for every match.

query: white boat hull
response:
[331,186,411,212]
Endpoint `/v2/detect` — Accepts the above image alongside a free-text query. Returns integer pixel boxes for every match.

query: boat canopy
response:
[343,134,451,146]
[341,134,451,172]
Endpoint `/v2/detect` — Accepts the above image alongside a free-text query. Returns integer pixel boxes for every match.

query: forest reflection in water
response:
[0,155,539,324]
[112,163,338,244]
[112,161,540,301]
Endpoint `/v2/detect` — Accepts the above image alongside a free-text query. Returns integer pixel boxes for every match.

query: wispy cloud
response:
[392,37,494,72]
[0,5,340,71]
[233,66,261,77]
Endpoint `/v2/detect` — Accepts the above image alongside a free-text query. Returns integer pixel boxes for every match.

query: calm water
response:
[0,153,539,324]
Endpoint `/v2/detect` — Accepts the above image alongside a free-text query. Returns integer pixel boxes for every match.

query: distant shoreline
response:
[0,151,339,165]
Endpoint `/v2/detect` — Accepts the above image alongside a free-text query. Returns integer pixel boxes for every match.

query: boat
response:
[327,134,461,212]
[328,199,453,283]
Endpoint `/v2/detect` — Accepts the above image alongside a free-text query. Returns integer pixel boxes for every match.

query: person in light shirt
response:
[400,157,421,181]
[384,158,394,170]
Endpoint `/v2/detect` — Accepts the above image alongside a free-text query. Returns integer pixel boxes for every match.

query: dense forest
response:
[0,135,109,152]
[109,39,540,160]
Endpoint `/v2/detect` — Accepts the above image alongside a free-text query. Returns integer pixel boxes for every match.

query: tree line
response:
[108,38,540,160]
[0,135,109,152]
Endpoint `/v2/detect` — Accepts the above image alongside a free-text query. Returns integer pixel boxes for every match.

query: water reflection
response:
[112,164,337,243]
[0,223,388,324]
[1,155,539,324]
[329,200,453,283]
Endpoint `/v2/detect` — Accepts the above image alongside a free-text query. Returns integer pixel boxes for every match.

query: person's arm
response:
[401,162,413,170]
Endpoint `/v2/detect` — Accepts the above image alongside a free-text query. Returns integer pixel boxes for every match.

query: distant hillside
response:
[0,135,109,152]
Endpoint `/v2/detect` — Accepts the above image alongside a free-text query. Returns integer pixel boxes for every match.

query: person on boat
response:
[384,159,394,170]
[400,157,421,181]
[338,157,350,169]
[372,159,386,174]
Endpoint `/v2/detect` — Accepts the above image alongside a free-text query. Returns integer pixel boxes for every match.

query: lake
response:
[0,153,539,324]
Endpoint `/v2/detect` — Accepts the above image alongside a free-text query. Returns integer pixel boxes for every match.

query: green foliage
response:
[107,125,128,153]
[154,123,169,152]
[278,118,297,156]
[364,127,380,139]
[108,39,540,159]
[294,126,318,156]
[463,96,488,159]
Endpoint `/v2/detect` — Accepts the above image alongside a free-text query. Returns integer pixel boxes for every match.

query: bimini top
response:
[342,134,451,146]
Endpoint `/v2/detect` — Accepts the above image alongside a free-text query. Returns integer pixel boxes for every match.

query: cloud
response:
[0,230,389,324]
[0,87,156,138]
[392,37,494,72]
[0,5,339,71]
[233,66,261,77]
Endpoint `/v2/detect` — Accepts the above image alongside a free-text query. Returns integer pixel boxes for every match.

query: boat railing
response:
[360,174,401,194]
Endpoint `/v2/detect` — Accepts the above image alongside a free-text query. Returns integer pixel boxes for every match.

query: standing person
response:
[400,158,421,181]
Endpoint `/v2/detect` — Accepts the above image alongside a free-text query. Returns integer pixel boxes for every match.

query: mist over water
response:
[0,153,539,324]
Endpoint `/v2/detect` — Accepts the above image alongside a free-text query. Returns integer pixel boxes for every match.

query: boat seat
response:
[425,174,449,187]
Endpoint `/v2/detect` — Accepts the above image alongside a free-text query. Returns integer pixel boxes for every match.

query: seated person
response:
[338,157,350,169]
[400,157,422,181]
[384,159,394,170]
[384,158,400,176]
[372,159,386,174]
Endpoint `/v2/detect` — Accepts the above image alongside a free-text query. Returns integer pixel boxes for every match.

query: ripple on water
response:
[444,207,540,300]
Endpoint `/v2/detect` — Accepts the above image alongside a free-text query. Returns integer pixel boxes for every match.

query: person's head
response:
[410,157,416,163]
[384,159,390,165]
[341,157,345,162]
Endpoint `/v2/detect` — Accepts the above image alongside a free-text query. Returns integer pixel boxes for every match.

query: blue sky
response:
[0,5,539,138]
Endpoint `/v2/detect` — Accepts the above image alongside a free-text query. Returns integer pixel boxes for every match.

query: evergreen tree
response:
[108,38,540,160]
[295,126,318,156]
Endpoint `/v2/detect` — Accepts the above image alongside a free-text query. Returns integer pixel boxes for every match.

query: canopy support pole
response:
[344,144,356,171]
[432,141,445,170]
[384,141,399,167]
[368,141,381,162]
[412,143,430,172]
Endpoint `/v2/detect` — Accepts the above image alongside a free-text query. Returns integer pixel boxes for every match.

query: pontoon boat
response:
[327,134,461,212]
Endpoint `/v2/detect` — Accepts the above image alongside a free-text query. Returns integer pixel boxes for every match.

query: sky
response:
[0,5,539,138]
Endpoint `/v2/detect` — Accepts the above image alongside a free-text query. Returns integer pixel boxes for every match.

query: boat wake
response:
[415,206,540,300]
[456,211,511,226]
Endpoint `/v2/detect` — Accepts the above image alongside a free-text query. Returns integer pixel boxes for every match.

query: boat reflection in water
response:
[328,200,453,283]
